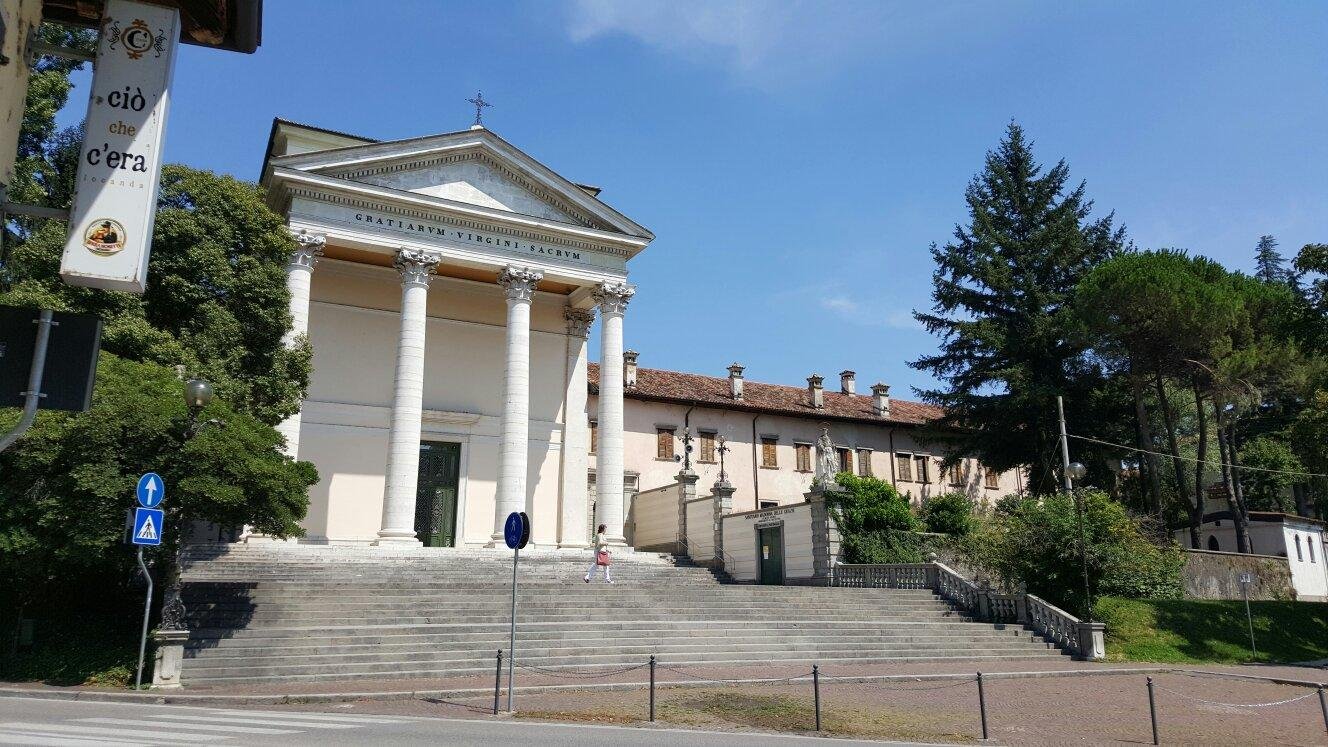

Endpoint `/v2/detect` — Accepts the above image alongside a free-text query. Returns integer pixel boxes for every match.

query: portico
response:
[260,120,652,548]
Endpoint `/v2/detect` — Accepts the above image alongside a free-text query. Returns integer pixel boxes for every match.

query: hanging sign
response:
[58,0,180,294]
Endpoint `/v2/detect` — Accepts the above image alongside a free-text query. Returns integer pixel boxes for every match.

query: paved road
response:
[0,696,938,746]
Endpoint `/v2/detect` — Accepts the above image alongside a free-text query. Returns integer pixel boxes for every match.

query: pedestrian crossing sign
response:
[132,507,164,546]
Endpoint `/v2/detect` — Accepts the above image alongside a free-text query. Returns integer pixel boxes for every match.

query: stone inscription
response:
[745,507,798,522]
[354,211,583,262]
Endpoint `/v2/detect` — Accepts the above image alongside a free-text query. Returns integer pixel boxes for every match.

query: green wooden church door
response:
[414,441,461,547]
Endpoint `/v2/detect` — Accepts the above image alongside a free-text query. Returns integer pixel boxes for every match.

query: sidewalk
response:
[2,658,1324,705]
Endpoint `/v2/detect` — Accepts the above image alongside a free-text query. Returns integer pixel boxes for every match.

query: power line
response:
[1066,433,1327,479]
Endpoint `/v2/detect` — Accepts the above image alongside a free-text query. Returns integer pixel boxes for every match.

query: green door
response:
[414,441,461,547]
[758,525,784,585]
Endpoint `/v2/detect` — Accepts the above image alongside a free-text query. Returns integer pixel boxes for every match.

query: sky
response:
[59,0,1328,401]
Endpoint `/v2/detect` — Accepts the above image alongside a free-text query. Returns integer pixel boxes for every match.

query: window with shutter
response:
[896,454,913,482]
[589,421,597,455]
[699,431,716,463]
[795,443,811,472]
[837,448,852,474]
[984,467,999,489]
[914,455,930,484]
[656,428,675,459]
[858,449,872,477]
[947,462,965,486]
[761,438,778,468]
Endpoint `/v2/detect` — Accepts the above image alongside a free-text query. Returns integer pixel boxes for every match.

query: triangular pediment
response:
[267,126,650,238]
[341,151,583,225]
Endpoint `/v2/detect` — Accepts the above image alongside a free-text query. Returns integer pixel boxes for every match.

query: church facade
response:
[261,120,1018,551]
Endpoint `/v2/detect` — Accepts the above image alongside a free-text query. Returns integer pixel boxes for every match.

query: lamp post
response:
[159,377,219,630]
[716,435,731,487]
[1068,461,1093,622]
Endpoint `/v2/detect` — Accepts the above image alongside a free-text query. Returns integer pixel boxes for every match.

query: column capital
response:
[288,229,326,270]
[394,247,443,287]
[497,265,544,302]
[564,307,595,338]
[593,281,635,315]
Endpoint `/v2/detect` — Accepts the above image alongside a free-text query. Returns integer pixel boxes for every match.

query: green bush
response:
[921,492,975,535]
[985,490,1183,616]
[826,473,925,563]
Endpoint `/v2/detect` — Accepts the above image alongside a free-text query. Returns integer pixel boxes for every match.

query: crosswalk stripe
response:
[211,707,409,723]
[148,713,360,729]
[0,731,149,747]
[0,722,216,743]
[80,716,300,735]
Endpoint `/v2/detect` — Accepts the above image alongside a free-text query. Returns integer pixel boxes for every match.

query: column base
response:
[373,531,423,546]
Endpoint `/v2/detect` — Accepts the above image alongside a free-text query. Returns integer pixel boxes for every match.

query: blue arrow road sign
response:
[131,508,163,546]
[136,472,164,508]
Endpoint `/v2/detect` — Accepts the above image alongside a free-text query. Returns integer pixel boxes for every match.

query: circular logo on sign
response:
[83,219,127,256]
[120,20,156,59]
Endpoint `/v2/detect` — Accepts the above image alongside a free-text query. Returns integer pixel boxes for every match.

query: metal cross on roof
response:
[467,91,492,126]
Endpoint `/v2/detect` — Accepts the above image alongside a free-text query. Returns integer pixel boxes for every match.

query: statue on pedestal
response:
[813,423,839,490]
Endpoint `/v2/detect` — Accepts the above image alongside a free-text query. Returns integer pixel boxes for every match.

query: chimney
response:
[727,362,745,400]
[807,374,824,409]
[624,349,639,388]
[871,382,891,417]
[840,370,856,395]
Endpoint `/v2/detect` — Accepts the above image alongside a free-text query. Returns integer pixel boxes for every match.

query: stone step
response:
[187,627,1046,656]
[182,651,1068,684]
[185,640,1059,668]
[187,617,1004,640]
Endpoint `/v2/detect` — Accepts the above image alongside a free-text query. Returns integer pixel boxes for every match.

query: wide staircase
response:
[179,544,1068,685]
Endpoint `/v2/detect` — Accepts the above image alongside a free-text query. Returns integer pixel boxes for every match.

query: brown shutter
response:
[762,438,778,467]
[896,454,912,482]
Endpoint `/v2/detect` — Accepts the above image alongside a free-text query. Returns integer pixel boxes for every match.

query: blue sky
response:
[61,1,1328,400]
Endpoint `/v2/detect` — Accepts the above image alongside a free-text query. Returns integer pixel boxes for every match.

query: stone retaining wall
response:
[1182,549,1295,601]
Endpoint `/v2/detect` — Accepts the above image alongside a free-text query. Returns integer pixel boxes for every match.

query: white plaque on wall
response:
[58,0,180,294]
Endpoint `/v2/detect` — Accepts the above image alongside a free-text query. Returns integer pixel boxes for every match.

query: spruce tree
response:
[912,123,1127,493]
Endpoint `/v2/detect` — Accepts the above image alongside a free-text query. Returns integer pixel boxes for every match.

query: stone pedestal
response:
[806,488,842,586]
[677,470,699,553]
[711,481,735,566]
[151,629,190,689]
[1076,622,1107,661]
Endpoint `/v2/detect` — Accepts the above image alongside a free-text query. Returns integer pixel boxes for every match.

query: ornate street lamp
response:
[1067,461,1093,622]
[716,434,731,488]
[160,377,220,630]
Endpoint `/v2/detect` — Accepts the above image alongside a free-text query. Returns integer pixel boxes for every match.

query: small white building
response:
[1181,512,1328,601]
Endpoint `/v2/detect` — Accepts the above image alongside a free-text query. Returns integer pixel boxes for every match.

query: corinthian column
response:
[376,247,443,545]
[492,266,544,542]
[593,281,634,545]
[558,307,595,547]
[275,229,325,459]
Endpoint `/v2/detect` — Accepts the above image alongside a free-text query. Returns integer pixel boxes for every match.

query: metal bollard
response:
[1147,677,1159,745]
[812,664,822,732]
[1319,685,1327,734]
[649,656,657,722]
[493,650,503,716]
[976,672,988,741]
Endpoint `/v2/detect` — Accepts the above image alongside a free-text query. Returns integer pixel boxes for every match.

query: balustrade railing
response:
[834,561,1088,657]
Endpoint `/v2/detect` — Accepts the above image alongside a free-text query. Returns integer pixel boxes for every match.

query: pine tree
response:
[912,123,1128,493]
[1253,235,1294,288]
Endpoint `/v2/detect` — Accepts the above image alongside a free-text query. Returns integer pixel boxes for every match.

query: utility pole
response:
[1057,395,1073,493]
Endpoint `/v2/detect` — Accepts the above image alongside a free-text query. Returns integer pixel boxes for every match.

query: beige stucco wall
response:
[629,482,681,552]
[295,260,574,546]
[588,394,1025,515]
[722,503,816,583]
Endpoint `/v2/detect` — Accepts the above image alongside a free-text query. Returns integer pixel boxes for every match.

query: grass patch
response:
[1096,596,1328,664]
[518,687,973,742]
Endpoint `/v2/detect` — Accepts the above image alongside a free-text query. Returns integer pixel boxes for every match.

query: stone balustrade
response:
[834,561,1105,660]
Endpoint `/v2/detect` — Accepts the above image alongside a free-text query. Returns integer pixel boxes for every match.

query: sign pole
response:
[134,546,152,690]
[0,309,53,453]
[507,544,518,712]
[1240,574,1257,657]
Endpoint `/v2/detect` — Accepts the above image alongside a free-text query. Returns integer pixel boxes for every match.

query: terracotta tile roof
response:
[588,363,944,427]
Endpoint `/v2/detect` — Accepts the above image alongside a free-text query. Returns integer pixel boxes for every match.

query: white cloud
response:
[791,284,921,330]
[563,0,1020,89]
